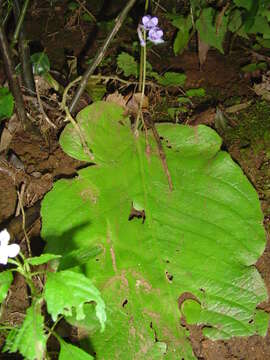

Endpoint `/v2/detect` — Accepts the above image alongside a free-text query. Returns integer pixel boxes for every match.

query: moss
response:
[225,100,270,148]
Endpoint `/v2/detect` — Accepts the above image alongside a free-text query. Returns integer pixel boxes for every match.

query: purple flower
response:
[148,27,164,45]
[138,15,164,47]
[142,15,158,30]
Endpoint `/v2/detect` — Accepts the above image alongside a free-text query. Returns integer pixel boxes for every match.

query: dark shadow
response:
[44,221,92,256]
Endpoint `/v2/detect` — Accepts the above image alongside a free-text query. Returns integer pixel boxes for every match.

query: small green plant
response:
[0,229,106,360]
[168,87,206,120]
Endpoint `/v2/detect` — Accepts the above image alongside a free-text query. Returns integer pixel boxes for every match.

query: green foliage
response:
[186,87,206,97]
[82,13,94,22]
[29,52,62,92]
[86,78,107,101]
[68,1,79,11]
[170,0,270,55]
[44,270,106,330]
[58,245,102,270]
[233,0,253,11]
[241,62,267,72]
[178,96,192,104]
[31,52,50,76]
[0,271,13,303]
[116,52,186,87]
[41,101,269,359]
[196,7,228,54]
[157,71,186,86]
[0,248,106,359]
[25,253,61,266]
[117,51,139,77]
[0,87,14,122]
[169,14,193,55]
[3,301,46,360]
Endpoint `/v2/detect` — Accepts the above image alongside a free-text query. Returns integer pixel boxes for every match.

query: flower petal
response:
[7,244,20,258]
[150,17,158,27]
[0,253,9,265]
[142,15,151,26]
[0,229,10,246]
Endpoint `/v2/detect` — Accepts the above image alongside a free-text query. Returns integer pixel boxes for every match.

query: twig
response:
[35,78,56,129]
[147,117,173,192]
[74,0,97,23]
[69,0,137,114]
[152,0,167,12]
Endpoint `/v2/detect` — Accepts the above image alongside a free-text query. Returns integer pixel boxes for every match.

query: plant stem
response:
[145,0,149,11]
[2,2,13,26]
[16,189,32,257]
[11,0,30,49]
[13,0,36,95]
[135,32,147,132]
[69,0,136,115]
[0,24,28,126]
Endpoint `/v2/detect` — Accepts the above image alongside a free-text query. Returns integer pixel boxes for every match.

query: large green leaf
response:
[171,15,193,55]
[59,339,94,360]
[41,101,268,359]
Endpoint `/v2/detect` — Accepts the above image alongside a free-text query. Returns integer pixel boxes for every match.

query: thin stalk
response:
[11,0,30,48]
[69,0,136,115]
[138,0,149,92]
[135,32,147,132]
[145,0,149,11]
[74,0,97,23]
[0,24,28,126]
[61,76,94,161]
[2,2,14,27]
[13,0,36,96]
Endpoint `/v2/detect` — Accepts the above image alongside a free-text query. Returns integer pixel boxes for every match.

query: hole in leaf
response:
[122,299,128,307]
[150,322,158,342]
[96,258,99,261]
[165,271,173,282]
[128,204,145,223]
[248,319,254,324]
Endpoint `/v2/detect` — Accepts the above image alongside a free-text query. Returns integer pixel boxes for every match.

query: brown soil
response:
[1,1,270,359]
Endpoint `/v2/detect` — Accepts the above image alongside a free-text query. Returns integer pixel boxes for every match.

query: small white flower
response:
[0,229,20,265]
